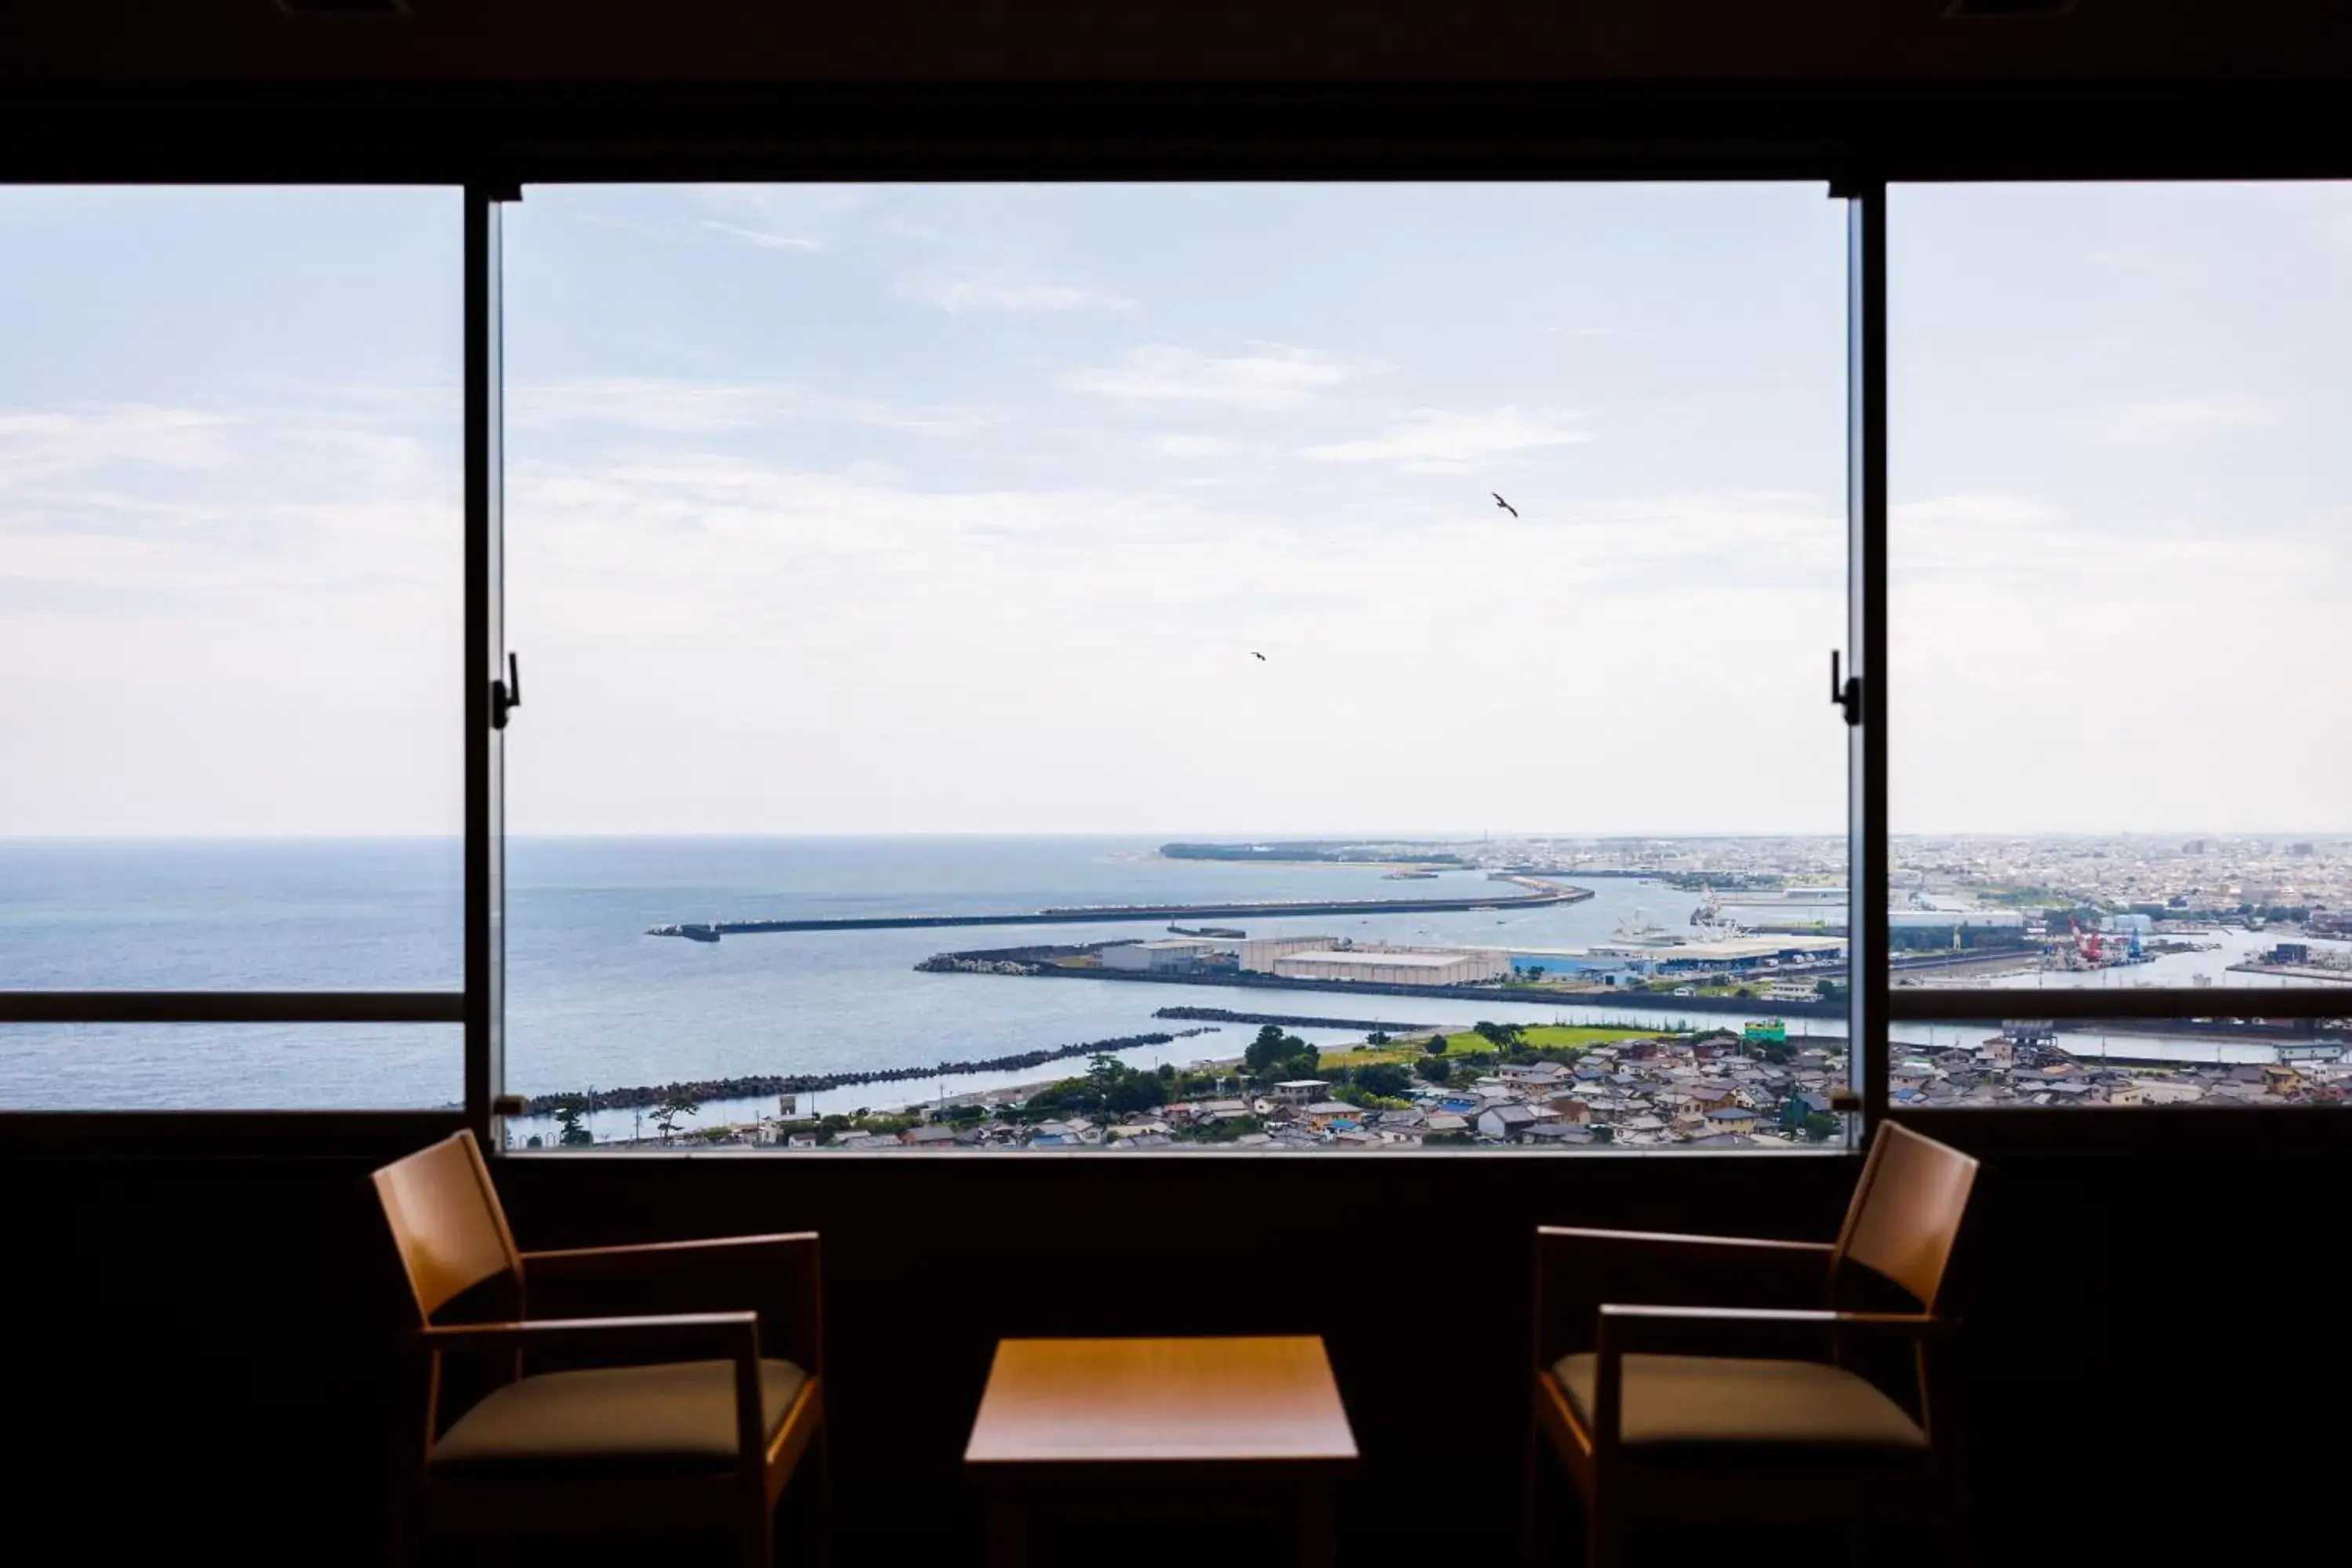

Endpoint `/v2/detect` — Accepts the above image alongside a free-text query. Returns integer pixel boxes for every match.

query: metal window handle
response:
[491,652,521,730]
[1830,651,1861,727]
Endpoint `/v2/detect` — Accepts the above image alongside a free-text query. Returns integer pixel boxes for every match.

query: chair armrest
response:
[1539,1227,1835,1259]
[416,1310,761,1358]
[1595,1303,1947,1354]
[521,1231,821,1272]
[1534,1228,1835,1366]
[521,1232,824,1374]
[416,1312,768,1465]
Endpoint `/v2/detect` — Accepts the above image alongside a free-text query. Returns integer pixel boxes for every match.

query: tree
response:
[1245,1025,1302,1073]
[1244,1024,1318,1083]
[1423,1034,1450,1055]
[1355,1062,1414,1098]
[650,1091,701,1145]
[1104,1068,1167,1115]
[1417,1056,1453,1086]
[1367,1031,1390,1046]
[553,1097,593,1148]
[1802,1112,1841,1142]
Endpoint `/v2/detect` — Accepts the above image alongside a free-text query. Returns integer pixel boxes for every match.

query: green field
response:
[1318,1024,1661,1069]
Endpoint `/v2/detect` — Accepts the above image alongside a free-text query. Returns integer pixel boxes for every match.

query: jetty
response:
[650,876,1588,941]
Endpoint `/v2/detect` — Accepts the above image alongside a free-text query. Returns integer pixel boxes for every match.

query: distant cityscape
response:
[516,833,2352,1152]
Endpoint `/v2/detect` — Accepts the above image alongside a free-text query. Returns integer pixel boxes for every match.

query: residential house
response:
[1476,1104,1543,1141]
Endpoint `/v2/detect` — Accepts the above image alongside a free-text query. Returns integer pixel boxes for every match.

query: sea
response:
[1,836,2338,1132]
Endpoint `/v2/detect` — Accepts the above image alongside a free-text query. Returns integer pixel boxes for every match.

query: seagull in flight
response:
[1493,492,1519,518]
[1251,652,1267,662]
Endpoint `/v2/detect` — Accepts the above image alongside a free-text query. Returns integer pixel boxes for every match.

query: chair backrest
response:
[372,1130,521,1325]
[1831,1122,1980,1312]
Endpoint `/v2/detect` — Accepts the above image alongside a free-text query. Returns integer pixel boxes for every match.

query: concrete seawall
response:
[651,877,1591,939]
[923,955,1845,1019]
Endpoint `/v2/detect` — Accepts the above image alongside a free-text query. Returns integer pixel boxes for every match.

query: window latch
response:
[491,652,521,730]
[1830,650,1861,727]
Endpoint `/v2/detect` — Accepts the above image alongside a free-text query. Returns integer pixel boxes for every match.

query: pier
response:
[650,877,1588,940]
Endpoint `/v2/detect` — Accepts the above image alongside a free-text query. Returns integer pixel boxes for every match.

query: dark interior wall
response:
[6,5,2350,1559]
[7,1143,2341,1563]
[6,0,2351,83]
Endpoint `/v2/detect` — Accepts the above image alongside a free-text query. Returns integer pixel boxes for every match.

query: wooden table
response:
[964,1336,1359,1566]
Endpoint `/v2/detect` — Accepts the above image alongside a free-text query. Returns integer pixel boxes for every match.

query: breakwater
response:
[918,947,1845,1018]
[649,877,1588,940]
[1152,1006,1434,1031]
[517,1026,1221,1116]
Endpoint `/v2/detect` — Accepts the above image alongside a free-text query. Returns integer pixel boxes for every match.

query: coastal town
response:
[518,833,2352,1150]
[533,1007,2352,1152]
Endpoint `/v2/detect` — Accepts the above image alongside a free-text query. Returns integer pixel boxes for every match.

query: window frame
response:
[0,183,486,1149]
[2,144,2347,1159]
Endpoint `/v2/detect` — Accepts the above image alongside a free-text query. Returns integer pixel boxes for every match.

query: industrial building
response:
[1098,937,1229,974]
[1267,945,1508,987]
[1238,935,1337,972]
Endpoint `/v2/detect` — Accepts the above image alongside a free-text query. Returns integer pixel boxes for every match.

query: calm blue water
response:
[0,836,1717,1115]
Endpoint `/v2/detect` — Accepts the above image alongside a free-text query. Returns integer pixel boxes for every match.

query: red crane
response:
[2071,917,2102,966]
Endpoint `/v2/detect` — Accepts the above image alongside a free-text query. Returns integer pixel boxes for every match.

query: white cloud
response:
[1150,434,1240,459]
[2078,397,2274,440]
[1893,494,2066,532]
[1299,406,1592,472]
[507,377,979,438]
[0,405,236,485]
[903,278,1135,315]
[1061,345,1359,410]
[695,219,822,252]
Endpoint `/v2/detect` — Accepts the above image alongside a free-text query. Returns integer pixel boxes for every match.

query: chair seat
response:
[1552,1352,1927,1457]
[432,1357,808,1477]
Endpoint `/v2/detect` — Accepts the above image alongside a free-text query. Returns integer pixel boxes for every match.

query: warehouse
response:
[1267,945,1508,986]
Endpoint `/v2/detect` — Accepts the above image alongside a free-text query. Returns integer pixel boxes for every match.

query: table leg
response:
[989,1494,1028,1568]
[1298,1483,1338,1568]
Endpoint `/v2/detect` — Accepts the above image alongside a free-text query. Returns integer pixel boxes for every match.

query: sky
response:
[0,182,2343,837]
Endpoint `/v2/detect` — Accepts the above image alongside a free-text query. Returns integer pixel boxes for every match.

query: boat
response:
[1609,909,1679,947]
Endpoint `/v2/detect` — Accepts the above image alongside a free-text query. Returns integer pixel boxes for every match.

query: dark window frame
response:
[2,95,2347,1157]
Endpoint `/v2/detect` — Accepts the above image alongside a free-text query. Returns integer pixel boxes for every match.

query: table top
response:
[964,1336,1359,1468]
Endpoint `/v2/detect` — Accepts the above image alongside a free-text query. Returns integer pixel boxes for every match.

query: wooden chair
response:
[372,1130,828,1566]
[1528,1122,1980,1567]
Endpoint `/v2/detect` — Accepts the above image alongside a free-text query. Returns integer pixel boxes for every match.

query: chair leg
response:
[1938,1488,1974,1568]
[1523,1414,1545,1565]
[743,1480,776,1568]
[809,1419,836,1568]
[1584,1490,1615,1568]
[387,1490,420,1568]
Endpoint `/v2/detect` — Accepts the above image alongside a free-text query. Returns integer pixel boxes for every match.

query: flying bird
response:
[1251,652,1267,662]
[1493,492,1519,518]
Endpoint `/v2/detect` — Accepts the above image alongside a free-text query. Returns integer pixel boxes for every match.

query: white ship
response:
[1609,909,1680,947]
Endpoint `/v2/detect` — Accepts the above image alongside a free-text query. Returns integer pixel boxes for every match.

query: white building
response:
[1100,936,1229,973]
[1239,935,1338,973]
[1268,946,1508,986]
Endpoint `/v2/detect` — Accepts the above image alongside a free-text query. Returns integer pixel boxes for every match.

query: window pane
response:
[504,184,1848,1151]
[1889,183,2352,1000]
[1889,1019,2348,1109]
[0,1025,460,1111]
[0,190,463,1017]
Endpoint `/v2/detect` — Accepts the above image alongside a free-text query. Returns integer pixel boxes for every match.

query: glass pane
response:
[0,1024,460,1111]
[1889,183,2352,996]
[504,183,1848,1151]
[1886,1018,2349,1109]
[0,188,464,1011]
